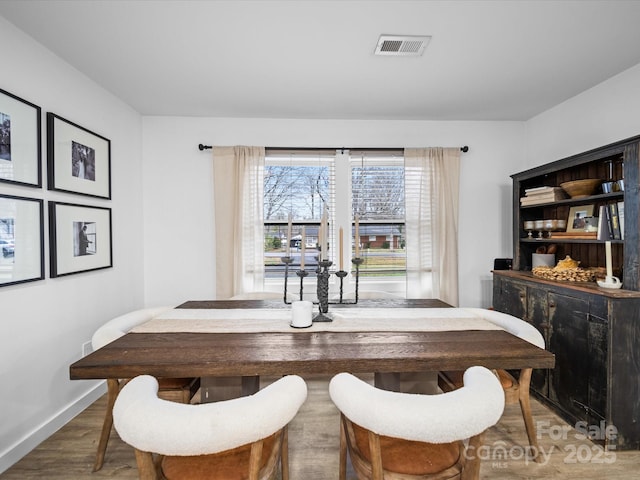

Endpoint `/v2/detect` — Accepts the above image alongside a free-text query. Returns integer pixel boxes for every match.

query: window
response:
[263,149,407,296]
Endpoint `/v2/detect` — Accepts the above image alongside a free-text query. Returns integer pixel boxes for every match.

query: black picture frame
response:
[47,113,111,199]
[0,88,42,187]
[0,194,44,287]
[49,201,112,277]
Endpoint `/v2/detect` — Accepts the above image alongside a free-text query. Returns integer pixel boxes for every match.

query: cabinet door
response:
[587,314,608,422]
[493,277,526,317]
[548,292,590,423]
[526,286,550,397]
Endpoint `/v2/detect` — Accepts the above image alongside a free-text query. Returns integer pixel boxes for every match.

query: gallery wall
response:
[0,17,145,472]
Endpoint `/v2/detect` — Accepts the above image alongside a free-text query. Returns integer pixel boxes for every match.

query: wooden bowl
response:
[560,179,601,198]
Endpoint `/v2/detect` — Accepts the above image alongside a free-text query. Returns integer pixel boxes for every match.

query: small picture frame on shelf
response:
[567,204,595,232]
[49,201,112,278]
[47,113,111,199]
[0,194,44,287]
[0,88,42,187]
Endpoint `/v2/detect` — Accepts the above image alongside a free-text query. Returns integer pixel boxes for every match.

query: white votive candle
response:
[291,300,313,327]
[605,241,613,278]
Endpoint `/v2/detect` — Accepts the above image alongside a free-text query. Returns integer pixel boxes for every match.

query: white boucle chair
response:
[91,306,201,471]
[330,367,504,480]
[113,374,308,480]
[438,308,546,462]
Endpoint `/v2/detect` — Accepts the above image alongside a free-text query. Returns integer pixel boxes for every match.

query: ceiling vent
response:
[374,35,431,56]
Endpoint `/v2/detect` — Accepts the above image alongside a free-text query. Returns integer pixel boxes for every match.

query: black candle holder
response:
[314,260,333,322]
[281,255,363,319]
[281,256,294,304]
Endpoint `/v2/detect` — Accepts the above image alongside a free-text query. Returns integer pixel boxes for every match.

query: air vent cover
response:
[374,35,431,56]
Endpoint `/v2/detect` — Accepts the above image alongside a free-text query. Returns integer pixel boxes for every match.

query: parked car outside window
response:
[1,239,14,257]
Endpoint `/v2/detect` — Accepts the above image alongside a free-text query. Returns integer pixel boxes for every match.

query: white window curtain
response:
[404,148,460,306]
[212,146,265,299]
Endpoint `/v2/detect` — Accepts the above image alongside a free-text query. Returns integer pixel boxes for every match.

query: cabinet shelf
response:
[511,134,638,289]
[520,238,623,244]
[520,191,624,209]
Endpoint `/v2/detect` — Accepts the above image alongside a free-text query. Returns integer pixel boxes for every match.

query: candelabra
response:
[281,254,363,322]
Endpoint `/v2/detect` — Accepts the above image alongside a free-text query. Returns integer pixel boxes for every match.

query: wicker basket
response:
[532,266,596,282]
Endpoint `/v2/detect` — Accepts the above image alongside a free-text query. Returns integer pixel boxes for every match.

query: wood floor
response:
[3,374,639,479]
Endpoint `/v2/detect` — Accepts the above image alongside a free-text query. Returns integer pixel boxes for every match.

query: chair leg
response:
[339,414,348,480]
[462,433,484,480]
[367,431,384,480]
[248,440,264,480]
[93,378,120,471]
[134,449,158,480]
[281,427,290,480]
[517,368,542,462]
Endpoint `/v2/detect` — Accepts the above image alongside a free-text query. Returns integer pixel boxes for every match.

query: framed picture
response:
[567,204,595,232]
[49,201,112,277]
[0,194,44,287]
[47,113,111,199]
[0,88,42,187]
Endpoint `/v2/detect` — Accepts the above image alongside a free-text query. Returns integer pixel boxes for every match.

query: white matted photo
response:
[567,204,595,232]
[0,88,42,187]
[0,194,44,287]
[47,113,111,198]
[49,201,112,277]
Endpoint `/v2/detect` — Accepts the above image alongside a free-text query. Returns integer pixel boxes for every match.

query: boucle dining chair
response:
[438,308,546,461]
[113,374,308,480]
[91,306,200,471]
[329,367,504,480]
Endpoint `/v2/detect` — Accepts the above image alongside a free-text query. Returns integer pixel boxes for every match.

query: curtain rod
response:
[198,144,469,153]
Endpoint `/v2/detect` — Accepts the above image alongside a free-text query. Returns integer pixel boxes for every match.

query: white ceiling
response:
[2,0,640,121]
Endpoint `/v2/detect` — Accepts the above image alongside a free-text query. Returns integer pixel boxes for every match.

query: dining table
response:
[69,299,555,397]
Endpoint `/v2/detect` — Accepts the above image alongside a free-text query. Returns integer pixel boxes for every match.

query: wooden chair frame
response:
[339,413,485,480]
[132,426,289,480]
[94,376,200,471]
[438,367,540,462]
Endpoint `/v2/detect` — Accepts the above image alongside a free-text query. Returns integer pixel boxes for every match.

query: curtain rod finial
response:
[199,144,212,151]
[460,146,469,153]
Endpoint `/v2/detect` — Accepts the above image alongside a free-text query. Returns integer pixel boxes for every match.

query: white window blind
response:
[263,148,409,296]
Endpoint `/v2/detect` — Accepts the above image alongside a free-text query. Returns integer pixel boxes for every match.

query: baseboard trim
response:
[0,381,107,474]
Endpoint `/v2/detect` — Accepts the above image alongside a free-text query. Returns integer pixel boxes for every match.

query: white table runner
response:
[130,308,503,334]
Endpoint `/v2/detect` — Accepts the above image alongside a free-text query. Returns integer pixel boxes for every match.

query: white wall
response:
[0,17,145,473]
[142,117,524,308]
[526,63,640,165]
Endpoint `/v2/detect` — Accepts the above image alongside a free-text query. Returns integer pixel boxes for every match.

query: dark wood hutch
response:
[493,135,640,450]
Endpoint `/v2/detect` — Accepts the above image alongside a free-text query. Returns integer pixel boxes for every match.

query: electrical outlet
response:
[82,341,93,357]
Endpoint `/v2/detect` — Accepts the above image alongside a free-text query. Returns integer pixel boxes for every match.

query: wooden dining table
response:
[69,299,555,391]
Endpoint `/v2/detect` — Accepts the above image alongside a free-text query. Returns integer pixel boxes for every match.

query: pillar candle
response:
[287,213,292,257]
[317,223,323,261]
[339,227,344,270]
[354,214,360,257]
[300,226,306,269]
[322,206,328,261]
[605,240,612,278]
